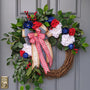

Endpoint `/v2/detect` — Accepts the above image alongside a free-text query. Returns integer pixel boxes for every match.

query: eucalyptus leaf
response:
[72,49,76,55]
[16,22,23,27]
[7,61,10,65]
[35,69,41,74]
[26,66,32,76]
[37,8,43,15]
[4,33,9,37]
[34,82,39,87]
[25,84,30,90]
[58,10,62,15]
[48,37,57,46]
[64,12,71,17]
[80,37,86,44]
[72,22,79,28]
[44,4,48,12]
[57,42,63,50]
[46,9,53,15]
[44,22,50,27]
[34,87,42,90]
[64,47,69,51]
[11,23,17,29]
[20,86,24,90]
[82,43,89,48]
[38,76,43,84]
[1,38,7,41]
[70,15,76,19]
[7,38,11,44]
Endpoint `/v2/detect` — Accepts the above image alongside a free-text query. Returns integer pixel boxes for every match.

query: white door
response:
[0,0,90,90]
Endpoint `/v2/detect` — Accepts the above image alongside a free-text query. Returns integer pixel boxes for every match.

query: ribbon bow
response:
[28,32,53,74]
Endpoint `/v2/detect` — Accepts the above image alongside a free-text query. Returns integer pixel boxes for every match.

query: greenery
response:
[1,4,89,90]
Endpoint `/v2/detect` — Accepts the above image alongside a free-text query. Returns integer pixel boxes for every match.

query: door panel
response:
[21,0,37,13]
[58,0,76,13]
[0,1,18,90]
[0,0,90,90]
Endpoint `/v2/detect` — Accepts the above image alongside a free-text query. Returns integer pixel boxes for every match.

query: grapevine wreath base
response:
[2,4,89,90]
[46,50,74,78]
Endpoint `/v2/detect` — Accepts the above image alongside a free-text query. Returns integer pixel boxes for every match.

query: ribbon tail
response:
[32,44,40,69]
[35,37,50,74]
[45,40,53,63]
[39,38,53,67]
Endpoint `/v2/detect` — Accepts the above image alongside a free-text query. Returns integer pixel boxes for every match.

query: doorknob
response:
[1,76,8,89]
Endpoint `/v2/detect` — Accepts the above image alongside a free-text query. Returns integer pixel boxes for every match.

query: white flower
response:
[61,34,75,46]
[22,43,32,56]
[49,23,62,38]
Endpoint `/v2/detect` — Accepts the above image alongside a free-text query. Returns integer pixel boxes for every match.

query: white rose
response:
[61,34,75,46]
[49,23,62,38]
[22,43,32,56]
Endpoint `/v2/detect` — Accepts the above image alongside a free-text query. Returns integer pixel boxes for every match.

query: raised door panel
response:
[0,0,18,90]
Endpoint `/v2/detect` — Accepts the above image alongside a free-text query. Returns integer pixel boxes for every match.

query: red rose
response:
[51,19,59,28]
[69,28,76,36]
[32,21,42,30]
[20,50,25,57]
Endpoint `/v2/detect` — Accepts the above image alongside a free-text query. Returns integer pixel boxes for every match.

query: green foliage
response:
[57,42,63,50]
[58,10,62,16]
[46,9,53,15]
[38,76,43,84]
[44,22,50,27]
[11,23,17,29]
[63,12,71,18]
[72,22,79,28]
[16,18,25,23]
[82,43,89,48]
[37,8,43,15]
[20,86,24,90]
[16,22,23,27]
[4,33,9,37]
[44,4,48,12]
[70,15,76,19]
[26,66,32,76]
[48,37,57,46]
[64,47,69,51]
[25,84,30,90]
[35,69,41,74]
[1,4,89,90]
[72,49,77,55]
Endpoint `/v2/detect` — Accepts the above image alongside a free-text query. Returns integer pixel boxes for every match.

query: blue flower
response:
[47,17,55,23]
[23,53,28,58]
[62,28,69,34]
[23,21,33,29]
[68,44,74,49]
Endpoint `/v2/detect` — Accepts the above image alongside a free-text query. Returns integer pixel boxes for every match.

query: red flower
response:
[34,11,37,15]
[27,64,30,68]
[74,48,78,54]
[30,56,32,60]
[20,50,25,57]
[69,28,76,36]
[51,19,59,28]
[32,21,42,30]
[26,67,28,70]
[28,62,32,66]
[37,72,41,76]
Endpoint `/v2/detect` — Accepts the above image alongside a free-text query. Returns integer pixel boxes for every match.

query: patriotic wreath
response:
[1,5,89,90]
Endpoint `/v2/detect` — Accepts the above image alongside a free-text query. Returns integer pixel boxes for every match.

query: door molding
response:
[16,0,81,17]
[57,0,81,17]
[16,0,50,17]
